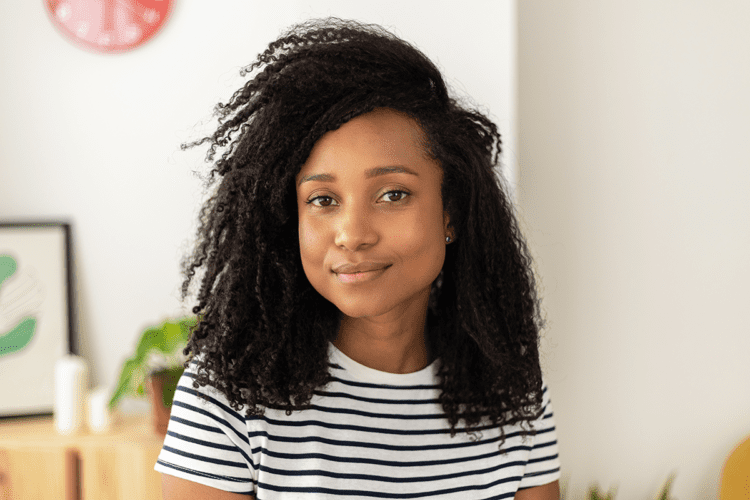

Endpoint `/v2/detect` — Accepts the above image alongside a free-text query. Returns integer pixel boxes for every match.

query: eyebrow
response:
[297,166,419,186]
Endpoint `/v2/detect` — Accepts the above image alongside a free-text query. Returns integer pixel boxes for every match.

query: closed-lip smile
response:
[332,261,391,274]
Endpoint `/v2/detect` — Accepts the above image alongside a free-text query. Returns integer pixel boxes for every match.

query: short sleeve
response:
[154,364,256,495]
[518,381,562,489]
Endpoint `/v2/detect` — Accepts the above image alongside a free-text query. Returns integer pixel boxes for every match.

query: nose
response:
[334,202,378,251]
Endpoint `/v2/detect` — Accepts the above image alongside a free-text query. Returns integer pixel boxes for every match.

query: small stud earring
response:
[446,236,451,243]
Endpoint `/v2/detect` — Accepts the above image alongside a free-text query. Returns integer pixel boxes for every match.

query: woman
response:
[157,17,560,499]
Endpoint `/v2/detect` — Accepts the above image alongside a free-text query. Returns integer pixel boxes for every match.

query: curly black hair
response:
[180,17,545,444]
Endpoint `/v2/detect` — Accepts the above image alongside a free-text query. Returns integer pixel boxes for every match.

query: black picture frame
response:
[0,221,76,418]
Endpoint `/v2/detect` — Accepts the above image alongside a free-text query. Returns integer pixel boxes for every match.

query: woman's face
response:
[296,108,451,321]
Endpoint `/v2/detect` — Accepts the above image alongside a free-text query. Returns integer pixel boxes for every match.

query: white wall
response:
[519,2,750,499]
[0,3,514,406]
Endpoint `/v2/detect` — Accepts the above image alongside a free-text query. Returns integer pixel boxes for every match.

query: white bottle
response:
[54,354,88,435]
[87,386,112,433]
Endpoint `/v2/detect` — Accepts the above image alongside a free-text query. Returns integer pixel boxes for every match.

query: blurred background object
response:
[108,315,197,433]
[720,434,750,499]
[44,0,175,54]
[0,223,73,418]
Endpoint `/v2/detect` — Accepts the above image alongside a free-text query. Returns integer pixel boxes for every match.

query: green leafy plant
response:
[588,483,618,500]
[108,315,198,409]
[561,473,677,500]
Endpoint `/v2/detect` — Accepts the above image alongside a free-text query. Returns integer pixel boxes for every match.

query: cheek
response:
[298,216,327,266]
[391,214,445,265]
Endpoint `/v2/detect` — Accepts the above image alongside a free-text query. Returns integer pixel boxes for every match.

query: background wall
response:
[519,1,750,499]
[0,4,514,405]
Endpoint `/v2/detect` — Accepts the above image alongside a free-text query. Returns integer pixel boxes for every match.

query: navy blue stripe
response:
[530,439,558,451]
[522,466,561,479]
[257,473,521,498]
[167,430,253,465]
[169,415,222,434]
[528,453,559,465]
[305,403,444,420]
[260,443,532,468]
[530,427,557,438]
[528,426,556,439]
[314,390,440,405]
[330,376,439,390]
[259,459,526,484]
[157,459,254,489]
[162,445,248,469]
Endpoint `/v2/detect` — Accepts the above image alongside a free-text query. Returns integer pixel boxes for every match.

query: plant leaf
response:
[587,483,617,500]
[163,322,184,353]
[656,473,676,500]
[135,325,163,358]
[108,357,145,408]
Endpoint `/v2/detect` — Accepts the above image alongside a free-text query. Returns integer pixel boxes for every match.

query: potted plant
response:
[109,315,198,433]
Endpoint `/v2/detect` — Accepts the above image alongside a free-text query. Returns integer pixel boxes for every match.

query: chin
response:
[334,302,392,320]
[333,290,409,318]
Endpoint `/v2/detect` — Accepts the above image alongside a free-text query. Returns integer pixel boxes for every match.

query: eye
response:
[306,195,337,207]
[379,190,410,203]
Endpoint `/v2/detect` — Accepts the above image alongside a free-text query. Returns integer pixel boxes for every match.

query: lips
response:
[332,261,391,274]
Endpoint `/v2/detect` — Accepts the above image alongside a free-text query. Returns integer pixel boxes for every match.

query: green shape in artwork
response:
[0,317,37,356]
[0,255,38,357]
[0,255,16,286]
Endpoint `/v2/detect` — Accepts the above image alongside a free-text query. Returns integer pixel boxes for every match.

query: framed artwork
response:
[0,222,76,418]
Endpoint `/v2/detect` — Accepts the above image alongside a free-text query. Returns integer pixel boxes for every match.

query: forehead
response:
[297,108,437,179]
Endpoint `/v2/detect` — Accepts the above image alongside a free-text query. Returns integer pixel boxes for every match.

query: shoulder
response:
[155,362,257,494]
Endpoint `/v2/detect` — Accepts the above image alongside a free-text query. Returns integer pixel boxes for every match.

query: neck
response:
[334,311,432,374]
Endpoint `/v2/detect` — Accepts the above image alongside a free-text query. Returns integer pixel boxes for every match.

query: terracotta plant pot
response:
[147,367,183,434]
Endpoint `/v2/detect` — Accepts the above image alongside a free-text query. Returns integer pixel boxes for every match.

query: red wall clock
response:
[45,0,174,53]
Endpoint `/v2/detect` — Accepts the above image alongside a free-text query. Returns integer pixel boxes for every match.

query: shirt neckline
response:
[328,342,439,386]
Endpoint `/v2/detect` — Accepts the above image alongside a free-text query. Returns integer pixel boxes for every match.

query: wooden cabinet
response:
[0,414,164,500]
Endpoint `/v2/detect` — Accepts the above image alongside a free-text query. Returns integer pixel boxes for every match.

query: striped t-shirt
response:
[155,343,560,499]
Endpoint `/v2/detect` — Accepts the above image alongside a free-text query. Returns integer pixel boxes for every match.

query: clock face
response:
[46,0,174,53]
